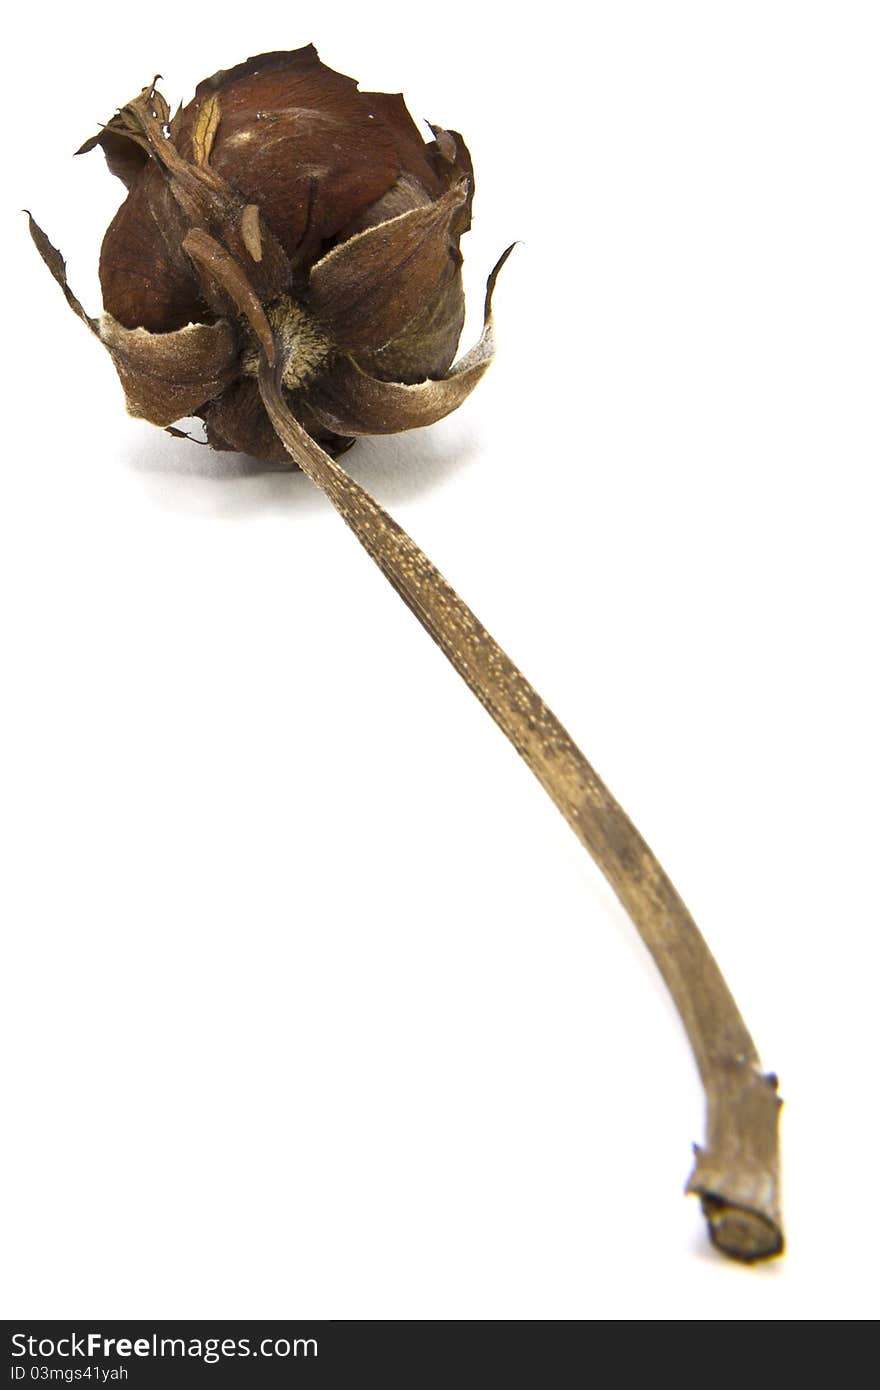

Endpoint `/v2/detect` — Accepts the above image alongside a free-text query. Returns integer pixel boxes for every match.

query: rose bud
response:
[30,45,508,464]
[30,49,785,1265]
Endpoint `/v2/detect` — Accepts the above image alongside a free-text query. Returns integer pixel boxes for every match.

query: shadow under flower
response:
[126,416,484,519]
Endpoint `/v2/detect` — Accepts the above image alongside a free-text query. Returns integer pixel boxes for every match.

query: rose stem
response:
[186,227,784,1261]
[261,368,784,1262]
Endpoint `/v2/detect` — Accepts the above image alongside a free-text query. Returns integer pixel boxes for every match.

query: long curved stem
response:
[258,365,783,1261]
[30,140,784,1262]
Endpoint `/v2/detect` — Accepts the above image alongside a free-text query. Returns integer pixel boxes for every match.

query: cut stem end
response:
[687,1067,784,1261]
[697,1194,784,1263]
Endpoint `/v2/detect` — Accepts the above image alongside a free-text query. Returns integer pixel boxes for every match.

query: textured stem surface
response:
[259,364,783,1262]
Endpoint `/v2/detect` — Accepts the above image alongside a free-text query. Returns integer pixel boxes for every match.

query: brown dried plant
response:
[30,46,783,1262]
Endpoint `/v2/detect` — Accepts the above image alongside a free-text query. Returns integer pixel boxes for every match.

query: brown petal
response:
[360,92,446,196]
[99,163,208,331]
[96,86,292,331]
[306,246,514,436]
[335,173,434,238]
[175,47,401,264]
[189,45,327,101]
[307,181,468,354]
[99,315,239,426]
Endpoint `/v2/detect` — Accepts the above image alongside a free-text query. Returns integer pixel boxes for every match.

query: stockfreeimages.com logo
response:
[11,1332,318,1366]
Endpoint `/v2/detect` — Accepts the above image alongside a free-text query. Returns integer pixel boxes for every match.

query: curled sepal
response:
[27,214,98,336]
[307,180,468,354]
[76,117,151,190]
[426,125,475,233]
[99,316,239,426]
[308,244,514,436]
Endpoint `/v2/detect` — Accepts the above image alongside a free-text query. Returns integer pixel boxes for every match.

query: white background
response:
[3,1,878,1320]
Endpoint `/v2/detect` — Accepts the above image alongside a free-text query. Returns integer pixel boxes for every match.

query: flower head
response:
[32,46,508,463]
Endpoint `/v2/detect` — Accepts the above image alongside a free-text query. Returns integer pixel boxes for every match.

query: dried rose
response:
[29,49,784,1265]
[30,45,506,464]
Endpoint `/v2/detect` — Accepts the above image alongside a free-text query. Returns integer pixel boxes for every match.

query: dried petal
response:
[99,164,207,331]
[360,92,446,196]
[176,47,402,265]
[96,86,292,331]
[336,174,434,237]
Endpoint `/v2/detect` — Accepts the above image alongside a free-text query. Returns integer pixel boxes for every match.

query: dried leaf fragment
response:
[191,92,221,166]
